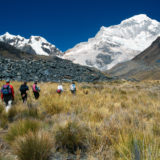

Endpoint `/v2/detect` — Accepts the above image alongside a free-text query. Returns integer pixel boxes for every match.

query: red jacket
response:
[1,83,14,100]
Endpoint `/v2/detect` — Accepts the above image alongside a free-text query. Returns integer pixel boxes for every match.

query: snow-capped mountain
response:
[0,32,62,56]
[63,14,160,70]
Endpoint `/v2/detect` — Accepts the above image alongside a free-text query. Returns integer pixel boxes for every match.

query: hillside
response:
[0,42,110,82]
[0,41,37,59]
[133,37,160,64]
[108,37,160,80]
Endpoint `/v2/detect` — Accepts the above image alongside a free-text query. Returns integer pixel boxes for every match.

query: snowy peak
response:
[121,14,152,24]
[0,32,62,56]
[120,14,159,27]
[0,32,25,46]
[97,14,160,40]
[63,14,160,70]
[2,32,24,39]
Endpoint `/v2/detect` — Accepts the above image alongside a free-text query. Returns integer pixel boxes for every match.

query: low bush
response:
[14,131,53,160]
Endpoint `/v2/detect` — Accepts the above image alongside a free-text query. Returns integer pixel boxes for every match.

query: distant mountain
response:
[108,37,160,80]
[0,32,62,56]
[0,41,36,59]
[63,14,160,71]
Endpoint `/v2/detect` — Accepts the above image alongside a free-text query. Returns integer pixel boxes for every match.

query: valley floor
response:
[0,80,160,160]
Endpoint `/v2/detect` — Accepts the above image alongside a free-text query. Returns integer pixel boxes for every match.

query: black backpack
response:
[20,85,28,93]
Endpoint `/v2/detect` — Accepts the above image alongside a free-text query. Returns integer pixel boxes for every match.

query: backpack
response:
[57,89,61,93]
[71,84,76,91]
[35,86,40,92]
[32,84,40,92]
[1,85,12,95]
[20,85,28,93]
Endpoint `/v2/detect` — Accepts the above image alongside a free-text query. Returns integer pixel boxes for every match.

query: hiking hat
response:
[6,79,10,83]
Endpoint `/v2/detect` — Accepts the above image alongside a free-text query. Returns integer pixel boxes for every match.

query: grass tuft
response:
[54,120,89,153]
[5,119,41,144]
[13,131,53,160]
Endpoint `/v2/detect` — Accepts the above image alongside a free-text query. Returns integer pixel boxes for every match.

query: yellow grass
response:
[0,80,160,159]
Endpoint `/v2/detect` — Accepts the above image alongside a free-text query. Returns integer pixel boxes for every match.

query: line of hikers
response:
[1,79,76,112]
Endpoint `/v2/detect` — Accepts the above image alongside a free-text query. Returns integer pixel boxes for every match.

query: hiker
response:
[32,81,40,99]
[56,83,63,94]
[19,81,29,103]
[1,79,14,112]
[70,81,76,95]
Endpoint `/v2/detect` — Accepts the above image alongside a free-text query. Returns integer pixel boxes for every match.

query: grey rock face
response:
[22,45,37,54]
[0,56,110,82]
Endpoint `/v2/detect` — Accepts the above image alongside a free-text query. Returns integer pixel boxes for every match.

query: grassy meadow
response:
[0,80,160,160]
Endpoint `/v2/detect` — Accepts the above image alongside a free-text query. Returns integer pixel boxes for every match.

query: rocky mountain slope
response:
[133,37,160,64]
[63,14,160,71]
[0,42,110,82]
[108,37,160,80]
[0,32,62,56]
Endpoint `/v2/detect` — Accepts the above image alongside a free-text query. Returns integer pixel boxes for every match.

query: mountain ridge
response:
[0,32,62,56]
[1,14,160,72]
[63,14,160,70]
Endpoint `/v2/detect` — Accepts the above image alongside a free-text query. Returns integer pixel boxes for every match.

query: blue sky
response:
[0,0,160,51]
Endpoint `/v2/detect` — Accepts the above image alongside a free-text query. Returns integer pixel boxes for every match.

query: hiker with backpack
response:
[32,81,40,99]
[56,82,63,94]
[19,81,29,103]
[70,81,76,95]
[1,79,14,112]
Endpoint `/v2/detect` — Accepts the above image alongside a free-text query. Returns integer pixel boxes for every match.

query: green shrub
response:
[54,121,89,153]
[14,131,53,160]
[6,119,41,143]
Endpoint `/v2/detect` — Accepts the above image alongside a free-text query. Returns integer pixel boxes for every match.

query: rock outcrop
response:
[0,56,110,82]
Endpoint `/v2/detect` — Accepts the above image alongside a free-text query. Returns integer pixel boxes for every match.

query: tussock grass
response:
[53,120,89,153]
[41,95,66,115]
[5,119,41,144]
[0,80,160,159]
[13,131,53,160]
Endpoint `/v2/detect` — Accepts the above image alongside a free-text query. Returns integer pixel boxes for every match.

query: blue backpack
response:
[1,85,12,95]
[71,84,76,91]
